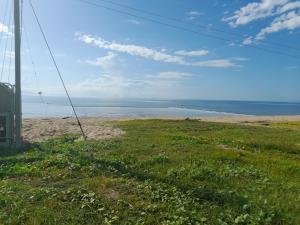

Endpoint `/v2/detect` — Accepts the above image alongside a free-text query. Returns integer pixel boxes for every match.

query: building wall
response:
[0,83,14,113]
[0,83,14,146]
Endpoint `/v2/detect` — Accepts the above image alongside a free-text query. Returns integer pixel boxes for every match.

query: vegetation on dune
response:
[0,120,300,225]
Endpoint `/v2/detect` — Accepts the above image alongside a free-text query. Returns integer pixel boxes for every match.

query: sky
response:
[0,0,300,101]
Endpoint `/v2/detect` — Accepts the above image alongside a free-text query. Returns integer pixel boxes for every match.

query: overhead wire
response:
[29,0,87,140]
[94,0,300,52]
[0,0,13,82]
[0,0,9,49]
[20,0,24,39]
[0,0,10,82]
[23,20,46,105]
[74,0,300,61]
[7,26,13,83]
[75,0,233,42]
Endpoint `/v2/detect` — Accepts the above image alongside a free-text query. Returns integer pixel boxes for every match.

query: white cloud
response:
[76,33,240,68]
[232,57,249,61]
[242,36,254,45]
[86,51,119,69]
[278,1,300,13]
[0,23,9,34]
[81,74,148,89]
[187,11,202,16]
[77,34,184,64]
[127,19,142,25]
[175,50,209,57]
[68,74,140,98]
[155,71,195,79]
[190,59,237,68]
[223,0,289,27]
[67,71,195,98]
[76,33,185,64]
[186,10,203,20]
[73,70,195,97]
[224,0,300,41]
[256,10,300,40]
[0,23,12,36]
[67,72,165,98]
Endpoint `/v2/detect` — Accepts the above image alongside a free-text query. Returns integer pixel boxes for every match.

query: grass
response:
[269,121,300,130]
[0,119,300,225]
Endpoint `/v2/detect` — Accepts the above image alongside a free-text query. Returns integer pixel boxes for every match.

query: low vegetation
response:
[0,120,300,224]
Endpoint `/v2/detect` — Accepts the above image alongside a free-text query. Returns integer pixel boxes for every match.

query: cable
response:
[7,26,13,83]
[29,0,87,140]
[94,0,300,52]
[0,0,10,80]
[0,0,9,48]
[74,0,300,61]
[76,0,231,42]
[23,22,45,104]
[8,1,15,83]
[0,0,13,81]
[20,0,24,39]
[80,0,300,59]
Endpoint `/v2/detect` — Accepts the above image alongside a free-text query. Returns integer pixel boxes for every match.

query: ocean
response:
[22,96,300,118]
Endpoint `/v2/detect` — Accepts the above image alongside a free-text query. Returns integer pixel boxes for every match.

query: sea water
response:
[22,96,300,118]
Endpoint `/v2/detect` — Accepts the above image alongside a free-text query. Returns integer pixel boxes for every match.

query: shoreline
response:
[23,114,300,123]
[22,115,300,143]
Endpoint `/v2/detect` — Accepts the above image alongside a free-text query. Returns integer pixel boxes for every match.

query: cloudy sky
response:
[1,0,300,101]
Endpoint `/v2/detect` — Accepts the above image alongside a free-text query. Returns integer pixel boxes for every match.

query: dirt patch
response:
[22,117,125,142]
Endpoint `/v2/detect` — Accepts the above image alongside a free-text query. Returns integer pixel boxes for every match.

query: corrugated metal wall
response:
[0,83,14,113]
[0,83,14,147]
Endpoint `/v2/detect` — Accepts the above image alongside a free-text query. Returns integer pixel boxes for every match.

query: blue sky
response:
[0,0,300,101]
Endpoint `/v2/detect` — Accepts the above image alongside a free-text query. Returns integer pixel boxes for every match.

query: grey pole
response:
[14,0,22,148]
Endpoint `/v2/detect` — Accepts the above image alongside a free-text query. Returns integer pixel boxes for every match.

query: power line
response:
[23,21,45,104]
[0,0,9,48]
[20,0,24,39]
[7,25,14,83]
[74,0,300,61]
[23,18,47,105]
[95,0,300,52]
[76,0,232,42]
[29,0,87,140]
[0,0,13,82]
[0,0,10,81]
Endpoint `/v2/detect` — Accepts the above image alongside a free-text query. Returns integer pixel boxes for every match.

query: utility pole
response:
[14,0,22,148]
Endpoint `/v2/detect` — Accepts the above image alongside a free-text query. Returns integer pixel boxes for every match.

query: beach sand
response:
[197,115,300,123]
[22,115,300,142]
[22,117,125,142]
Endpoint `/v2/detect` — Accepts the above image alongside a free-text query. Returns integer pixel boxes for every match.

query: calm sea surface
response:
[22,96,300,118]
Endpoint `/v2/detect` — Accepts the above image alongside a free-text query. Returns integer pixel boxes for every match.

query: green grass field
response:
[0,120,300,225]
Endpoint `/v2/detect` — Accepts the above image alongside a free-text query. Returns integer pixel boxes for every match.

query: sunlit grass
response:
[0,120,300,224]
[269,121,300,130]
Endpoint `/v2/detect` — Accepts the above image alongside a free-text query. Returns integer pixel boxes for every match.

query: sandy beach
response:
[197,115,300,123]
[22,115,300,142]
[22,117,125,142]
